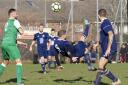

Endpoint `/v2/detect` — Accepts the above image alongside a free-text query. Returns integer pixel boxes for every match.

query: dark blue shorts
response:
[101,51,117,62]
[37,45,48,58]
[75,51,84,58]
[49,46,58,56]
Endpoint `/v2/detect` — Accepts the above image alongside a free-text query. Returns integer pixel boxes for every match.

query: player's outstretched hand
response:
[72,57,78,62]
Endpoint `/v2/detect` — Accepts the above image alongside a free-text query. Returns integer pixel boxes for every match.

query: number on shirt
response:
[39,38,44,44]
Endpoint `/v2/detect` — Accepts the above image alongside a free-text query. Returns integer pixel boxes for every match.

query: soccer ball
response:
[51,2,61,12]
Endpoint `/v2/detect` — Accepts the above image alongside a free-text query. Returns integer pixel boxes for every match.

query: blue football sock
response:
[87,59,92,68]
[104,69,118,82]
[94,69,104,85]
[55,55,61,66]
[41,64,46,72]
[84,54,92,69]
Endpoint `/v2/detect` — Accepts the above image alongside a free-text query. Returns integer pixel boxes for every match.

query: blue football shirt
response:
[33,32,50,46]
[100,19,117,55]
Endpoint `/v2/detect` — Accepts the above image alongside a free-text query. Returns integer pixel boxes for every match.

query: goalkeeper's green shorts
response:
[1,43,21,61]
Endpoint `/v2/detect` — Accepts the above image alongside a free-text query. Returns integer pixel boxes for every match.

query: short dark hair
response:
[51,29,55,32]
[98,9,107,17]
[58,30,66,37]
[8,8,16,15]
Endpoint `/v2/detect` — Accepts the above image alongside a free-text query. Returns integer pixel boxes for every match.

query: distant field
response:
[0,63,128,85]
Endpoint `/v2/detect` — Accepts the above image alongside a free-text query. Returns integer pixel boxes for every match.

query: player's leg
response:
[51,47,58,68]
[41,50,49,74]
[84,53,91,69]
[108,53,121,85]
[48,55,52,69]
[84,53,96,71]
[55,54,64,71]
[49,48,57,68]
[0,48,9,76]
[94,57,108,85]
[0,60,9,76]
[104,57,121,85]
[15,59,23,85]
[50,56,56,68]
[53,56,56,68]
[44,57,48,73]
[37,46,47,74]
[48,50,57,69]
[9,45,24,85]
[94,56,120,85]
[52,49,60,68]
[47,48,53,69]
[0,44,11,78]
[55,54,62,67]
[39,57,46,74]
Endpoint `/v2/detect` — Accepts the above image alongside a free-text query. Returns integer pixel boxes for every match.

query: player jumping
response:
[54,18,96,71]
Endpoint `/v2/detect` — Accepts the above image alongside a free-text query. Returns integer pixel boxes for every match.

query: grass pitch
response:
[0,63,128,85]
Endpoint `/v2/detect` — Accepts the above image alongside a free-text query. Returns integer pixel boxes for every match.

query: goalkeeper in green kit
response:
[0,8,24,85]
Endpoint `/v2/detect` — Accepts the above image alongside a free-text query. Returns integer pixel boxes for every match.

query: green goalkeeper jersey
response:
[2,19,21,45]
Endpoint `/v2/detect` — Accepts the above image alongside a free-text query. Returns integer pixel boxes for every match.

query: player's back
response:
[100,19,117,52]
[54,39,65,51]
[54,39,74,57]
[74,41,88,57]
[2,19,18,45]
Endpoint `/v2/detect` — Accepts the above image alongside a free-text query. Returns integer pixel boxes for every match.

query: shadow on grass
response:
[31,70,50,74]
[37,70,43,73]
[0,78,27,84]
[38,70,50,73]
[53,77,92,84]
[125,76,128,78]
[100,82,110,85]
[54,77,110,85]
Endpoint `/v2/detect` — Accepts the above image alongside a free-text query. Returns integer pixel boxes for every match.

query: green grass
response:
[0,63,128,85]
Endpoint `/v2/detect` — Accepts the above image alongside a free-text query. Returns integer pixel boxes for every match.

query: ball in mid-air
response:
[51,2,61,12]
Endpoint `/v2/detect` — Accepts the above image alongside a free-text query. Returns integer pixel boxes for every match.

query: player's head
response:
[51,29,56,36]
[8,8,18,19]
[58,30,66,38]
[98,9,107,21]
[39,23,44,32]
